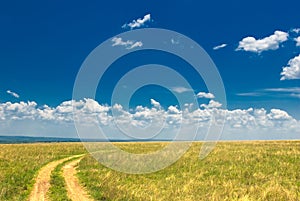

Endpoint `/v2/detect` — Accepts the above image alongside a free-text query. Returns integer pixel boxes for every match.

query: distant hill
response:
[0,136,81,144]
[0,135,171,144]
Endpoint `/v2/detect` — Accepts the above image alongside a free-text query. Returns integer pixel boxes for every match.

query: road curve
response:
[28,155,83,201]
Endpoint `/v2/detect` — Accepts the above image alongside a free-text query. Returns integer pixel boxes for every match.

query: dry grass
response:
[77,141,300,201]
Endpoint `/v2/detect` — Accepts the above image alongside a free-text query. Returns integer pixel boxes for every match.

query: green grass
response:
[0,143,86,201]
[77,141,300,201]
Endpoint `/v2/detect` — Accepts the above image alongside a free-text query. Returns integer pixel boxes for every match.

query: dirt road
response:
[28,155,89,201]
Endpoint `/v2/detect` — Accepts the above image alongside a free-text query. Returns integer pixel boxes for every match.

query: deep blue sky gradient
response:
[0,0,299,118]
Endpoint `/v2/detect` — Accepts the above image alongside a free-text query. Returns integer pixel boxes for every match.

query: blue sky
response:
[0,0,299,139]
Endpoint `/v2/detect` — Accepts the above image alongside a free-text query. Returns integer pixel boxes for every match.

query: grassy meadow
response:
[0,141,299,200]
[0,143,86,200]
[77,141,300,201]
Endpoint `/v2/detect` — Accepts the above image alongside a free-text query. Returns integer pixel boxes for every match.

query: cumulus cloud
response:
[167,105,181,114]
[200,100,222,109]
[6,90,20,98]
[213,43,227,50]
[150,99,161,108]
[196,92,215,99]
[111,37,143,49]
[226,107,299,131]
[0,101,41,123]
[171,87,192,93]
[122,14,151,29]
[295,36,300,46]
[267,109,292,121]
[280,54,300,80]
[236,30,289,53]
[0,99,299,140]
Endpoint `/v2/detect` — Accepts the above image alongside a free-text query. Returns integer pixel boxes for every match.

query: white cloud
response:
[236,30,289,53]
[6,90,20,98]
[213,43,227,50]
[122,14,151,29]
[171,87,192,93]
[167,105,181,114]
[236,92,262,97]
[264,87,300,93]
[0,99,299,140]
[295,36,300,46]
[200,100,222,109]
[129,41,143,49]
[171,38,180,45]
[291,28,300,34]
[237,87,300,99]
[111,37,143,49]
[150,99,160,108]
[290,93,300,98]
[1,101,37,120]
[226,107,299,130]
[267,109,292,121]
[264,87,300,99]
[226,108,256,129]
[197,92,215,99]
[280,54,300,80]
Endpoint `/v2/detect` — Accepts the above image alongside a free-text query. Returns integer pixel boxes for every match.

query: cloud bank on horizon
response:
[0,97,299,140]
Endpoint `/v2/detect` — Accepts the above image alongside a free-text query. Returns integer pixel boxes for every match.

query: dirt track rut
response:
[62,158,93,201]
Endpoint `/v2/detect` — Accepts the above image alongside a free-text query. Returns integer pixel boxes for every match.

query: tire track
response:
[62,157,93,201]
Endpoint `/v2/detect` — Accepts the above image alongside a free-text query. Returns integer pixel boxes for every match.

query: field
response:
[0,141,299,200]
[0,143,86,200]
[78,141,300,201]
